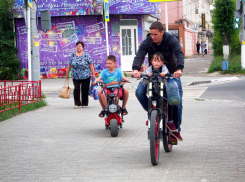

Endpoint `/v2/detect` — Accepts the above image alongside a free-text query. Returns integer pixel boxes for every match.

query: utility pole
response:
[242,1,245,69]
[23,0,40,81]
[31,0,40,81]
[165,2,168,32]
[104,0,110,56]
[27,3,32,81]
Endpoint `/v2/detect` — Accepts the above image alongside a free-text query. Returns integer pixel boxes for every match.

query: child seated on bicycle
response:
[137,52,182,141]
[93,55,129,117]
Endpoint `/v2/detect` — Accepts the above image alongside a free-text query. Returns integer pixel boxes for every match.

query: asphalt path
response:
[200,77,245,103]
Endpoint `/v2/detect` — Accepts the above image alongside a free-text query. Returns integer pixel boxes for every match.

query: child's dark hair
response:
[107,55,116,63]
[152,52,167,63]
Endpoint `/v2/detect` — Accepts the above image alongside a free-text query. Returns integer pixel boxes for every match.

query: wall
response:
[163,24,185,54]
[185,29,197,56]
[160,1,183,24]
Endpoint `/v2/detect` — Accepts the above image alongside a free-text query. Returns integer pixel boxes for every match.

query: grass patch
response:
[208,55,245,74]
[195,98,205,101]
[123,72,128,77]
[0,99,47,122]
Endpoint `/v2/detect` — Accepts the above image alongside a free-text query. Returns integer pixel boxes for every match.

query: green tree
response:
[0,0,20,80]
[212,0,241,56]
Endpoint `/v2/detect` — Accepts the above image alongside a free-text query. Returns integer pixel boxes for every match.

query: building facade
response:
[159,0,213,57]
[13,0,161,79]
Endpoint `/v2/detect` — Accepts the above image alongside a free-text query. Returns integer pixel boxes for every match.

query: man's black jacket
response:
[132,32,184,73]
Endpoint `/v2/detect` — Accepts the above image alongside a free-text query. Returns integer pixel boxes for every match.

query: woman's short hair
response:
[149,21,164,32]
[107,55,116,63]
[76,41,84,48]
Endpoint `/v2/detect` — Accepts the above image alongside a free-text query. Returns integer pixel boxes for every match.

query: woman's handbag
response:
[89,77,98,100]
[58,79,70,99]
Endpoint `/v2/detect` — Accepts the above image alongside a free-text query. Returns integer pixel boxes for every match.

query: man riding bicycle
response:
[132,21,184,141]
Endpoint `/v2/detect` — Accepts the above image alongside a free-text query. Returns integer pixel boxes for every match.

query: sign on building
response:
[202,14,205,30]
[104,0,109,22]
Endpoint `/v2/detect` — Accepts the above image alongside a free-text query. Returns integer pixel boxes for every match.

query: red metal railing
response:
[0,80,42,113]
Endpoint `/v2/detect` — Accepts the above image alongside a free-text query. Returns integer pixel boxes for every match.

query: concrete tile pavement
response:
[0,94,245,181]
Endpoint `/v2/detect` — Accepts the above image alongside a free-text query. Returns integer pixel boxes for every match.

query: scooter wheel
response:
[110,119,118,137]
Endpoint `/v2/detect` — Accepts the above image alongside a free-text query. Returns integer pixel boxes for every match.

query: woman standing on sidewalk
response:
[66,41,95,108]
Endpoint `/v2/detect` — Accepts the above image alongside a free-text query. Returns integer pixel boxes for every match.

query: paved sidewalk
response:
[0,94,244,181]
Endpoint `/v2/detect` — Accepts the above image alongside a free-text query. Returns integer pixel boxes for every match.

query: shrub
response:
[208,55,245,74]
[0,0,21,80]
[212,0,240,56]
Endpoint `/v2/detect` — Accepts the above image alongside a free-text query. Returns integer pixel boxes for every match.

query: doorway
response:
[120,21,138,71]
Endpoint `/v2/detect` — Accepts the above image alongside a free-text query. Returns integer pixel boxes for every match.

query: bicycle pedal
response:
[169,138,178,145]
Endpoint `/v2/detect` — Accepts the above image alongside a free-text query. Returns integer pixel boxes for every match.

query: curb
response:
[188,80,211,86]
[187,76,240,86]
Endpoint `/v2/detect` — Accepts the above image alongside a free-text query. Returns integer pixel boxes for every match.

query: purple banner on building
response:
[16,15,144,78]
[13,0,160,18]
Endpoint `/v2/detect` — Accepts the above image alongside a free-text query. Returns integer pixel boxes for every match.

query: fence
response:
[0,80,42,113]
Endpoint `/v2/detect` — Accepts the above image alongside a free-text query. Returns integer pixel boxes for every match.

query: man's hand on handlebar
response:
[160,73,166,77]
[133,70,141,78]
[92,81,97,85]
[173,69,182,78]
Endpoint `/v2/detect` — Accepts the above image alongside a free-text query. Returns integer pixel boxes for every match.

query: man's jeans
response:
[135,78,183,131]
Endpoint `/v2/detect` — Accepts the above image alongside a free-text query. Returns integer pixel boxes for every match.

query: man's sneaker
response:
[171,131,183,141]
[167,122,177,132]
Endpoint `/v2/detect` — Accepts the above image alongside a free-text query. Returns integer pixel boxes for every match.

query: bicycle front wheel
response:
[150,110,160,166]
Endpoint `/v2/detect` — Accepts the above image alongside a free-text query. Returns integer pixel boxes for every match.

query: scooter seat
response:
[108,93,116,98]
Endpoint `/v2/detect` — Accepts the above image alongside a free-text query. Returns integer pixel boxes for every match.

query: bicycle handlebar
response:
[131,72,172,79]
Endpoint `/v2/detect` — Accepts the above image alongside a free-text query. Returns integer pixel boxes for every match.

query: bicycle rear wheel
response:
[163,133,172,152]
[150,110,160,166]
[162,103,173,152]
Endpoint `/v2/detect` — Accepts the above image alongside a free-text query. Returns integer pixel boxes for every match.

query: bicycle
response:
[132,71,178,165]
[98,79,129,137]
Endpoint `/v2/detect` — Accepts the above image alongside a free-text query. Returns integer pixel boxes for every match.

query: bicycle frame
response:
[132,71,174,165]
[140,71,173,140]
